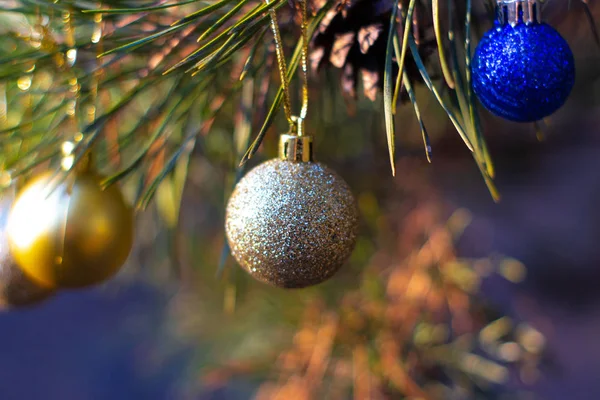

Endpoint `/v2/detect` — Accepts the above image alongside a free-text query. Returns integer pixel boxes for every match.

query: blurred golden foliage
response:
[194,161,544,399]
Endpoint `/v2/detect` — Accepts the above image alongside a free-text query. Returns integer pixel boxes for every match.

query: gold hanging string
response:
[61,9,81,172]
[265,0,310,135]
[266,0,293,128]
[62,10,79,131]
[298,0,309,130]
[81,4,105,173]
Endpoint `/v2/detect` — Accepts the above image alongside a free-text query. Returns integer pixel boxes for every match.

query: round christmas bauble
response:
[6,170,134,289]
[472,21,575,122]
[225,159,359,288]
[0,198,54,308]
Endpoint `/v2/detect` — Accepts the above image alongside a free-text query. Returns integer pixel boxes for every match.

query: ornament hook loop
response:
[290,115,305,137]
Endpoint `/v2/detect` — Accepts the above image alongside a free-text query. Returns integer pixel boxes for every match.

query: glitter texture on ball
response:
[225,159,359,289]
[472,21,575,122]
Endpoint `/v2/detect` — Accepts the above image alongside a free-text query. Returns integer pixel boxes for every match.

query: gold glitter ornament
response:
[0,197,54,308]
[225,134,359,288]
[6,165,134,289]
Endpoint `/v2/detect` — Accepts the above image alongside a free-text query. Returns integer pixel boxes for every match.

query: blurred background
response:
[1,0,600,399]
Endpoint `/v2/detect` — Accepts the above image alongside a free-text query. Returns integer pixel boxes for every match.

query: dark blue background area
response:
[435,111,600,399]
[0,283,190,400]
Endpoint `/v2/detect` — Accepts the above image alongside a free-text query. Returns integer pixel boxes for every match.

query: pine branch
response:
[0,0,596,206]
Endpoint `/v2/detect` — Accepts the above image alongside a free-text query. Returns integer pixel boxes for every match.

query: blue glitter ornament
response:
[472,0,575,122]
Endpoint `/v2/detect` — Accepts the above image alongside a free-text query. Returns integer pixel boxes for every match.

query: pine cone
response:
[309,0,437,102]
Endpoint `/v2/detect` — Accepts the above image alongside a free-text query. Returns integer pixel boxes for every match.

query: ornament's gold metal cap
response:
[279,134,313,162]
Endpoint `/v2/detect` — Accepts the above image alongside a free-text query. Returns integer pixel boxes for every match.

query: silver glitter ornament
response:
[225,134,359,288]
